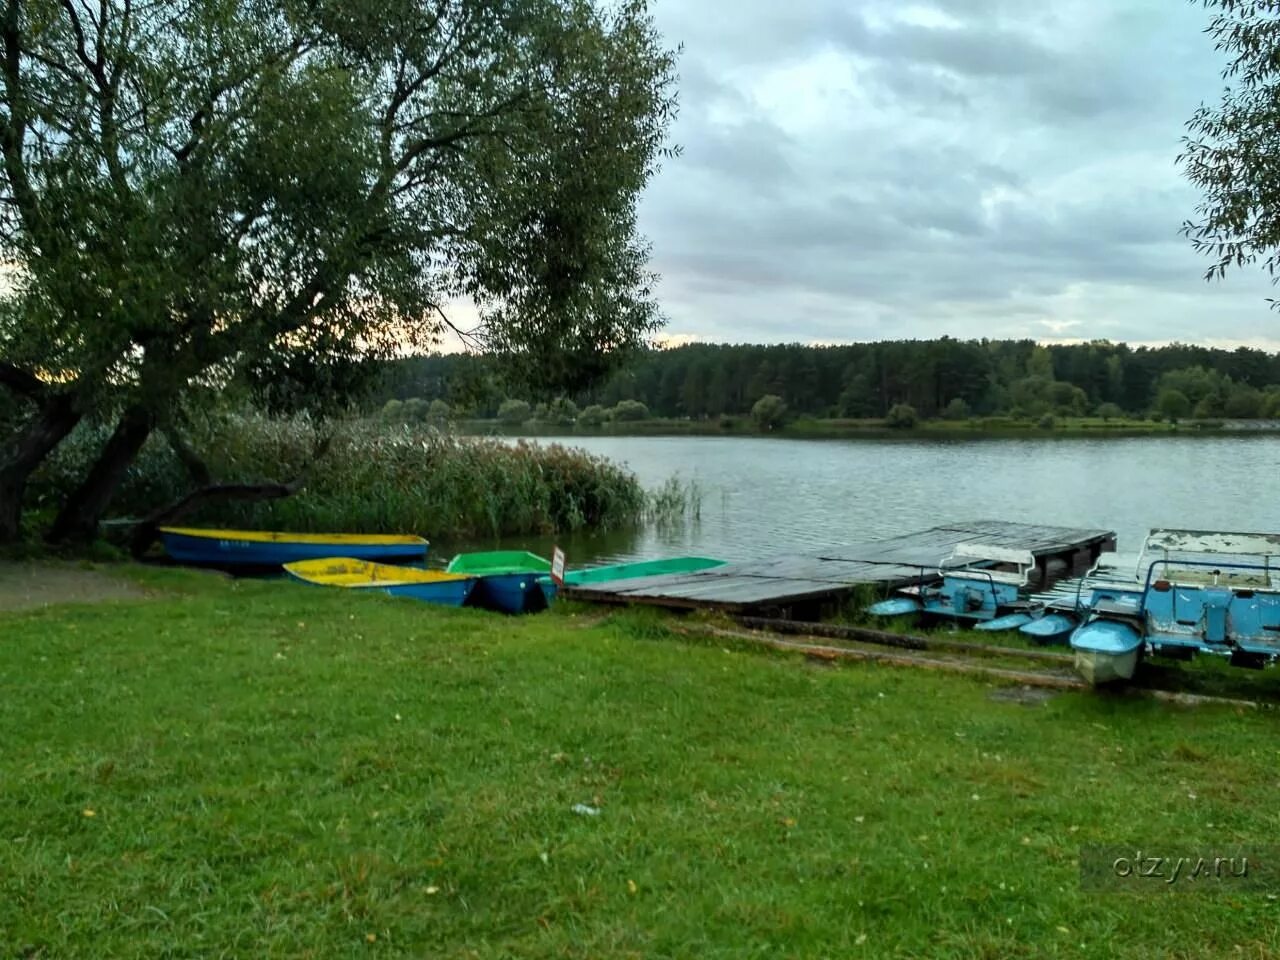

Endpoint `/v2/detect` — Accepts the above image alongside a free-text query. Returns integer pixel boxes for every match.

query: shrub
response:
[611,399,650,421]
[427,399,451,422]
[547,397,578,425]
[578,404,607,428]
[497,399,531,425]
[941,398,970,421]
[1095,402,1123,421]
[751,394,788,430]
[1037,414,1055,430]
[884,403,917,429]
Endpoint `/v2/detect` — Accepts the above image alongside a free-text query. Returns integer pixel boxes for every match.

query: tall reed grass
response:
[31,416,651,540]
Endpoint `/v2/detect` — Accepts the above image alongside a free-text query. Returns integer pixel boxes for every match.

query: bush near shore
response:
[29,417,649,540]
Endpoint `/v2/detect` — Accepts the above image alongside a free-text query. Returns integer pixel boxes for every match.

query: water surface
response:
[462,435,1280,566]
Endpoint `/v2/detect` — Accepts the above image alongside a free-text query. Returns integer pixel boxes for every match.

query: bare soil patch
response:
[0,564,151,612]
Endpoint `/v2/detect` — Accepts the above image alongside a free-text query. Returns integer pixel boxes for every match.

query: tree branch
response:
[0,360,46,400]
[129,435,332,558]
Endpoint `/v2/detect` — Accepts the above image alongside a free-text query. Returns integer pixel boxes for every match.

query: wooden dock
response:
[562,520,1117,617]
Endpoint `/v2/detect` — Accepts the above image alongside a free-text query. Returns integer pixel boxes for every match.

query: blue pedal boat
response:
[1070,529,1280,684]
[866,542,1037,625]
[160,526,428,569]
[283,558,475,606]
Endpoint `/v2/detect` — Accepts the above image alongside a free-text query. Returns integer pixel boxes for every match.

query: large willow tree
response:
[0,0,677,542]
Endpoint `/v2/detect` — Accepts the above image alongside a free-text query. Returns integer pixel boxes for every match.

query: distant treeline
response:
[373,339,1280,421]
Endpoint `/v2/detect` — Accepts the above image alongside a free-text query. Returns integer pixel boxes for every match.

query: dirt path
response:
[0,563,152,612]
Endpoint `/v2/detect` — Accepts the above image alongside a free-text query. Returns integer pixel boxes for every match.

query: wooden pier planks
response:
[562,519,1116,613]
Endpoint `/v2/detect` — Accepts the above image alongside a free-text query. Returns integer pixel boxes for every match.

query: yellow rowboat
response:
[284,558,475,606]
[158,527,428,568]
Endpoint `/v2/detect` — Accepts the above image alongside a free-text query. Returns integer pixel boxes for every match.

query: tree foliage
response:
[378,339,1280,423]
[1181,1,1280,287]
[0,0,678,541]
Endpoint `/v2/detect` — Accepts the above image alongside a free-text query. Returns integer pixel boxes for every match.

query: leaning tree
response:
[0,0,677,542]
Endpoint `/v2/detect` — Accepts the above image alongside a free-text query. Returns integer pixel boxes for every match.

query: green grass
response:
[4,568,1280,958]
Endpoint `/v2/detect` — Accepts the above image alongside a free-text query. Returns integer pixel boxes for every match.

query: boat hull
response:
[161,527,428,568]
[534,557,726,609]
[1070,618,1144,685]
[867,597,924,618]
[563,557,727,585]
[1019,613,1077,645]
[283,558,473,607]
[1073,647,1141,685]
[974,612,1034,632]
[470,572,547,615]
[446,552,553,615]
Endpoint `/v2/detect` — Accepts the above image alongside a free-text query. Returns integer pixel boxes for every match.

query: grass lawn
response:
[3,567,1280,958]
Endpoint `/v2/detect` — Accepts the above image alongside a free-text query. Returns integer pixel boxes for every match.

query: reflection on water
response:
[443,435,1280,568]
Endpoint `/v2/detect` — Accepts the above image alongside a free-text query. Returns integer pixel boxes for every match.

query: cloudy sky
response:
[637,0,1280,350]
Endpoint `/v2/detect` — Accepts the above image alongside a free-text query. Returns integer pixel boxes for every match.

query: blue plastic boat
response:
[1068,528,1280,684]
[974,611,1034,633]
[160,526,428,568]
[446,551,552,614]
[1018,612,1077,645]
[1071,615,1144,684]
[866,543,1037,624]
[283,558,475,606]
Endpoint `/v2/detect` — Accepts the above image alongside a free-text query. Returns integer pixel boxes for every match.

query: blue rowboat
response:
[283,558,475,607]
[1018,612,1077,645]
[160,527,428,568]
[446,551,552,615]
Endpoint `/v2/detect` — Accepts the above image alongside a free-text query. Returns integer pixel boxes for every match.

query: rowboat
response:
[283,558,475,606]
[445,551,551,614]
[159,527,428,568]
[536,556,727,605]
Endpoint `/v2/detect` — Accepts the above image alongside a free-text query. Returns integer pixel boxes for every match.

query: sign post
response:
[550,546,566,587]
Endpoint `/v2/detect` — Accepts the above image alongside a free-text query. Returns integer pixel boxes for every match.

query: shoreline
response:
[452,416,1280,441]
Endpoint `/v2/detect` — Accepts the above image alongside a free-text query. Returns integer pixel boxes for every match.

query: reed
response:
[32,416,649,540]
[644,475,703,528]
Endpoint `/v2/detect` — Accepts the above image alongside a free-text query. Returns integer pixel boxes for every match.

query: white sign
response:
[551,546,566,586]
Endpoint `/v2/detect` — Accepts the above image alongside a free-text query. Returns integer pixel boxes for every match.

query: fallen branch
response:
[129,435,331,558]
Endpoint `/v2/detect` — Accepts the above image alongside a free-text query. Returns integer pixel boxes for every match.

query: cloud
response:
[638,0,1280,348]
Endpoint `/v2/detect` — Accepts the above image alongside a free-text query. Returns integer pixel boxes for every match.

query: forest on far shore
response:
[374,338,1280,424]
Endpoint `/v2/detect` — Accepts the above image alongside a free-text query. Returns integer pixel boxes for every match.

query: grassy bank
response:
[456,415,1269,440]
[2,567,1278,958]
[31,417,651,541]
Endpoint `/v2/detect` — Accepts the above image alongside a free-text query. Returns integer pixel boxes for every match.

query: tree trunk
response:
[46,405,155,545]
[0,397,82,543]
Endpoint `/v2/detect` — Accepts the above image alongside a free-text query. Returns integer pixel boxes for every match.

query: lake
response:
[476,435,1280,566]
